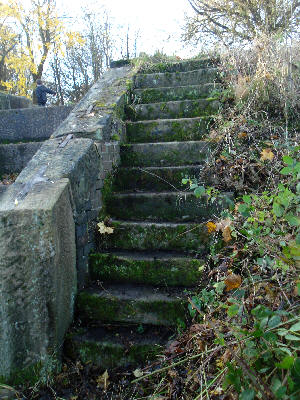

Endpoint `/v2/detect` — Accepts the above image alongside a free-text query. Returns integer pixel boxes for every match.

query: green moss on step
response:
[90,253,204,286]
[77,291,186,325]
[67,339,162,368]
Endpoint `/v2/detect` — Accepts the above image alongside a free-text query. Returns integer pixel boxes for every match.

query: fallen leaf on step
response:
[224,273,242,291]
[260,148,274,161]
[96,370,109,390]
[97,221,114,234]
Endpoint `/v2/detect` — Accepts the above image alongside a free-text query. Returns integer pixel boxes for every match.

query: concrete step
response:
[108,191,233,222]
[127,99,220,121]
[96,220,210,254]
[134,68,219,89]
[76,284,187,326]
[120,141,214,167]
[90,251,204,287]
[126,116,214,143]
[113,165,207,192]
[133,83,222,104]
[137,58,218,74]
[65,325,170,369]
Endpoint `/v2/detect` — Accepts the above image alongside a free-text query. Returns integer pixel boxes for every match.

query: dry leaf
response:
[222,226,232,243]
[97,221,114,234]
[224,273,242,291]
[206,221,217,234]
[238,131,247,139]
[133,369,144,378]
[96,370,109,390]
[260,148,274,161]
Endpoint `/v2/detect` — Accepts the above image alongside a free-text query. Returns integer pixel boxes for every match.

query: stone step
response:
[127,99,220,121]
[133,83,222,104]
[96,220,209,254]
[90,251,204,287]
[76,284,187,326]
[134,68,219,89]
[65,325,171,369]
[120,141,214,167]
[113,165,207,192]
[133,83,221,104]
[107,191,233,222]
[137,58,218,74]
[126,116,214,143]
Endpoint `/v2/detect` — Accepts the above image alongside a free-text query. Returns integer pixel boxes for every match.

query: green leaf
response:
[194,186,206,198]
[227,304,239,317]
[239,388,255,400]
[238,203,251,217]
[276,356,295,369]
[282,155,294,165]
[285,214,300,227]
[242,195,252,204]
[290,321,300,332]
[273,203,284,217]
[181,178,189,185]
[285,334,300,341]
[280,166,293,175]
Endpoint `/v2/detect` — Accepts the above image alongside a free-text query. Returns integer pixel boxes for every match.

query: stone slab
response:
[108,191,233,222]
[120,141,214,167]
[113,165,206,192]
[15,138,101,214]
[90,252,204,286]
[52,66,134,141]
[129,98,220,121]
[133,83,221,104]
[0,106,73,143]
[0,179,76,378]
[77,284,186,326]
[137,58,218,74]
[126,116,214,143]
[134,68,219,89]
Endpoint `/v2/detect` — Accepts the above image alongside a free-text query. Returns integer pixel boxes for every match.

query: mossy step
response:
[65,325,171,369]
[108,191,233,222]
[96,220,210,254]
[120,141,214,167]
[127,98,220,121]
[113,165,208,192]
[126,116,215,143]
[133,83,222,104]
[90,251,204,286]
[134,68,219,89]
[76,284,187,326]
[137,58,218,74]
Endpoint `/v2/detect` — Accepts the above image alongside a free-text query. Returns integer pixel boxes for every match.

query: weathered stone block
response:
[0,179,76,379]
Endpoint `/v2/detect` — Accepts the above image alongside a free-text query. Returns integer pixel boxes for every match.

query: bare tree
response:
[184,0,300,44]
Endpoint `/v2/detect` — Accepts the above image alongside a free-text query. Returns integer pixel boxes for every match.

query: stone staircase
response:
[66,59,230,368]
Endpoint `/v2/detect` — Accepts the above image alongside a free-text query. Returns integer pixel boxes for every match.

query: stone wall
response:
[0,65,134,380]
[0,92,32,110]
[0,106,73,143]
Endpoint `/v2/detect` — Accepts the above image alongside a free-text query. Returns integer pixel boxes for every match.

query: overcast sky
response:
[56,0,197,58]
